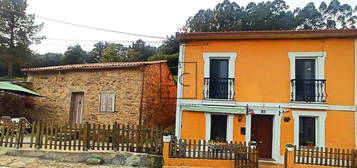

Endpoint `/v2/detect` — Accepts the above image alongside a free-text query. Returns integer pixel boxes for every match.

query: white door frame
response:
[245,111,283,163]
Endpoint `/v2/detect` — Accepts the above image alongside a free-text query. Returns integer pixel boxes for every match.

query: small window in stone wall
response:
[99,92,116,112]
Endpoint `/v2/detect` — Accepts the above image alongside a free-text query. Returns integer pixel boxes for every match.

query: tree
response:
[183,0,357,32]
[0,0,44,77]
[149,36,179,75]
[130,39,156,61]
[88,42,109,63]
[63,45,87,64]
[32,53,64,67]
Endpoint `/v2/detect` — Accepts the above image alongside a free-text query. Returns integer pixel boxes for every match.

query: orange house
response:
[174,29,357,163]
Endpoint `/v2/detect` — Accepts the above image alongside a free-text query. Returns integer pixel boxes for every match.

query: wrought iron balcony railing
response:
[291,79,326,103]
[204,78,234,100]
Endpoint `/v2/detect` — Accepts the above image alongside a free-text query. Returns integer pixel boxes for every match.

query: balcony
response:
[204,78,234,100]
[291,79,326,103]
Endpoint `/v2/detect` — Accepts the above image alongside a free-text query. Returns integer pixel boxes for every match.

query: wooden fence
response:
[169,139,259,168]
[293,146,357,167]
[0,121,163,155]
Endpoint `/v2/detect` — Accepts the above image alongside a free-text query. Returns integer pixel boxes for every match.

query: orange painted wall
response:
[325,111,355,148]
[181,112,246,142]
[233,115,246,142]
[182,39,355,106]
[279,109,355,156]
[181,110,205,140]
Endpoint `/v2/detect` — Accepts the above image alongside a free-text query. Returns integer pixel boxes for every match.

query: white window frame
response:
[288,52,326,80]
[288,52,327,102]
[99,92,116,112]
[205,113,233,142]
[203,52,237,78]
[293,111,326,147]
[203,52,237,100]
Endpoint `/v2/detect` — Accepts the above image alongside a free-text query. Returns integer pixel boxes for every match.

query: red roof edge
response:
[176,29,357,41]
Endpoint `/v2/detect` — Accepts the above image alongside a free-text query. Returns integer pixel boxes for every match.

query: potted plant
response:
[286,144,295,151]
[306,140,314,148]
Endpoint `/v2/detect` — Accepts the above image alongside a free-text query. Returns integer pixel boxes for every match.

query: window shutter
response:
[100,93,115,112]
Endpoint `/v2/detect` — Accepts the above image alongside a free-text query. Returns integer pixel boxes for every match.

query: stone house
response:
[22,60,176,127]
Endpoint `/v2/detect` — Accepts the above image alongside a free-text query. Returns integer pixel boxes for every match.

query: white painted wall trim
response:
[292,111,327,147]
[175,44,185,138]
[180,99,355,112]
[245,111,283,163]
[205,113,211,141]
[204,113,234,142]
[288,52,327,79]
[227,115,234,142]
[203,52,237,78]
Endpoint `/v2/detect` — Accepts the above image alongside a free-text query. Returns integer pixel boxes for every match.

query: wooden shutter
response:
[100,92,115,112]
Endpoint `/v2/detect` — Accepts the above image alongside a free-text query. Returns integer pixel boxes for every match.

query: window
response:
[210,115,227,142]
[295,59,317,102]
[299,117,316,146]
[99,92,115,112]
[203,53,237,100]
[288,52,327,102]
[209,59,229,99]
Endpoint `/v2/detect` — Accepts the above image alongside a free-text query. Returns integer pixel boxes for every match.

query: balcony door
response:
[209,59,228,99]
[295,59,315,101]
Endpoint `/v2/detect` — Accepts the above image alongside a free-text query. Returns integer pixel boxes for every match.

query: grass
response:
[0,76,26,81]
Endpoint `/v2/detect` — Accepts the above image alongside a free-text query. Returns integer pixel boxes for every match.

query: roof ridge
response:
[22,60,167,73]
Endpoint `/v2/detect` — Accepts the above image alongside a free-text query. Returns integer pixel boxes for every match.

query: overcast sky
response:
[27,0,357,54]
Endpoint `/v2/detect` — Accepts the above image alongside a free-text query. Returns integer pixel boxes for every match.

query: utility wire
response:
[36,16,166,39]
[0,8,167,40]
[44,38,163,43]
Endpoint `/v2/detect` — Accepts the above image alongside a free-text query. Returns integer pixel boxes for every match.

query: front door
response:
[251,115,273,159]
[69,92,84,123]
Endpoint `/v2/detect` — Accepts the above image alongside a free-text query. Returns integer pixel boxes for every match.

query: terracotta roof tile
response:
[22,60,167,73]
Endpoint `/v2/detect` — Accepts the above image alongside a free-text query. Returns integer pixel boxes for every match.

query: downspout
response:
[139,66,146,126]
[175,44,185,138]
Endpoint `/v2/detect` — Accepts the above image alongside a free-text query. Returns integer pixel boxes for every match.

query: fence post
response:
[85,122,91,151]
[284,147,288,168]
[15,121,23,149]
[35,121,41,149]
[352,150,356,168]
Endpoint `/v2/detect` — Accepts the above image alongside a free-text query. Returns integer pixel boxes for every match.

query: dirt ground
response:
[0,155,137,168]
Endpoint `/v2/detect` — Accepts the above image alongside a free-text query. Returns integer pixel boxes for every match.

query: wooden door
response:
[251,115,273,159]
[69,92,84,123]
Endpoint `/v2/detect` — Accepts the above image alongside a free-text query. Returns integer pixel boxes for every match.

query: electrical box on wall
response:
[240,127,246,135]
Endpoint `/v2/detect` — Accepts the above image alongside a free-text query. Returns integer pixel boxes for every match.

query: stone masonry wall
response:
[27,68,143,125]
[142,63,176,128]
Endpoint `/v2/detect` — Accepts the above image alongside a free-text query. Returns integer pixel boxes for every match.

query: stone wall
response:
[142,63,177,128]
[27,68,143,125]
[1,148,162,167]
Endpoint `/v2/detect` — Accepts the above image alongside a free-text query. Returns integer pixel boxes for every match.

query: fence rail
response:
[0,121,163,155]
[169,139,258,168]
[293,146,357,167]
